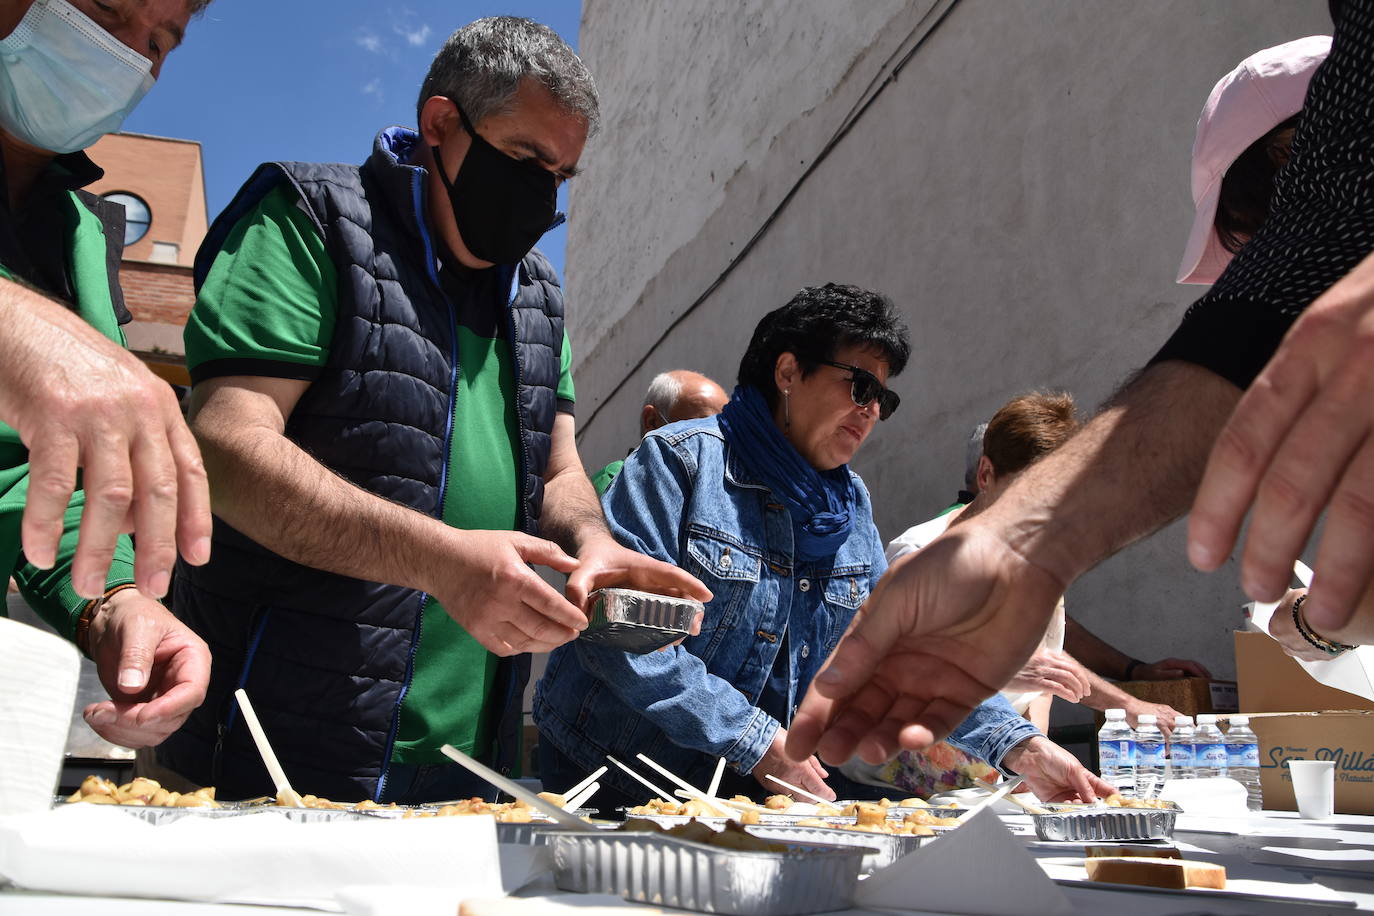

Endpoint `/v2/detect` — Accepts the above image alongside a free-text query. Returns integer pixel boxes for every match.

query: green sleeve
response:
[11,486,135,641]
[185,183,338,382]
[557,330,575,406]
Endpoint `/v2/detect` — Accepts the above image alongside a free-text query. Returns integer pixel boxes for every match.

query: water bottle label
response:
[1121,739,1136,766]
[1099,743,1119,767]
[1198,743,1227,767]
[1137,740,1164,767]
[1228,743,1259,768]
[1169,743,1195,767]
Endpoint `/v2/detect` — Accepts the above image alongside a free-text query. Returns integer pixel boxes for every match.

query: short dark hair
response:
[417,17,599,134]
[1214,114,1298,254]
[737,283,910,410]
[982,391,1079,477]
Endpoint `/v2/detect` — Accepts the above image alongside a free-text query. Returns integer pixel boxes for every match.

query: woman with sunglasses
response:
[534,284,1101,805]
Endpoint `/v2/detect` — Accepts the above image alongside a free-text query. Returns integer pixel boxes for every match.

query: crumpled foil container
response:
[550,830,866,915]
[1032,802,1180,842]
[743,824,924,874]
[578,588,704,654]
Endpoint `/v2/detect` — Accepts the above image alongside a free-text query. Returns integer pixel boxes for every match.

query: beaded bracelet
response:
[1292,594,1357,656]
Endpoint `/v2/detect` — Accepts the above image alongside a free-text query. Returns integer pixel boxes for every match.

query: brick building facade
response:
[84,132,208,387]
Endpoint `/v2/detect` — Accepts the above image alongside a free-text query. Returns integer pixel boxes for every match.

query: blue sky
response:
[121,0,582,277]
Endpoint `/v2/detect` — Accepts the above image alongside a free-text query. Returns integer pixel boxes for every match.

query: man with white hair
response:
[592,369,728,494]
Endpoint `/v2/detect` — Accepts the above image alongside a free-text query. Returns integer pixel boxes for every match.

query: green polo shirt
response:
[186,185,574,764]
[0,165,136,640]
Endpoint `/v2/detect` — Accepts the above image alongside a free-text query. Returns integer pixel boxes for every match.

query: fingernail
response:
[149,569,171,597]
[816,667,845,685]
[192,537,211,564]
[85,707,115,726]
[83,575,105,598]
[119,668,145,691]
[1187,541,1217,569]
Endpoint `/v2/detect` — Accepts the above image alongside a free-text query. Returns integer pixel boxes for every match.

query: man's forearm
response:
[1064,617,1134,680]
[989,361,1242,586]
[198,423,448,594]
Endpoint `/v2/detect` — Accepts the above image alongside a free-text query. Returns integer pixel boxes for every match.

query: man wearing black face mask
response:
[161,16,711,804]
[0,0,213,752]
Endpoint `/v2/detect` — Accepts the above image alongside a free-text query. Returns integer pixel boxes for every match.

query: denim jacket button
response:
[800,644,810,658]
[798,578,810,592]
[720,553,732,569]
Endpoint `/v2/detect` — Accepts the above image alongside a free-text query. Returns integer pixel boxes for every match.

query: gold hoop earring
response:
[784,388,791,428]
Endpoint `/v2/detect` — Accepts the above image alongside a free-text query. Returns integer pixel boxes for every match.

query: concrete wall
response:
[567,0,1332,698]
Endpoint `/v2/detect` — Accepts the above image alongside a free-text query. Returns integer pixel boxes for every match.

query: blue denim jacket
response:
[534,418,1037,796]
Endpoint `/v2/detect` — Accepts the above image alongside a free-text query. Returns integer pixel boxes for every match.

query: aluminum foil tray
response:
[1032,803,1180,842]
[579,587,703,654]
[743,824,924,875]
[550,830,866,916]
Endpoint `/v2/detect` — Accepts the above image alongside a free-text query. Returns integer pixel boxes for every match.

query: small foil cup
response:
[579,588,703,654]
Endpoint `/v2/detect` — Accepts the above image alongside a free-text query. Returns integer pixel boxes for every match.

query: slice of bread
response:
[1085,856,1226,890]
[1084,844,1182,860]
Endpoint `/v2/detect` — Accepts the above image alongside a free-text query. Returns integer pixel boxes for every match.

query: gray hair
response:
[644,372,683,419]
[963,422,988,489]
[417,17,599,135]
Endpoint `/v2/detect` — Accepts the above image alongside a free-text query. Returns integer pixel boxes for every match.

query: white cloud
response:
[393,22,431,47]
[362,78,383,102]
[355,29,383,54]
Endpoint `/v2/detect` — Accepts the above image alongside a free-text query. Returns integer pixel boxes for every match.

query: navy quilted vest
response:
[161,128,563,801]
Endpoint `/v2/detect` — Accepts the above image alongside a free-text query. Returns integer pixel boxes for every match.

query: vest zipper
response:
[214,608,273,787]
[376,166,458,801]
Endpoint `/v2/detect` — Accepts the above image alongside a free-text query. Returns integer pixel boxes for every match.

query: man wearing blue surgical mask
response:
[0,0,213,750]
[161,16,712,804]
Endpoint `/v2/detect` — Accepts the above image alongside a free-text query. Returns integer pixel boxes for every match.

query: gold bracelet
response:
[75,583,140,656]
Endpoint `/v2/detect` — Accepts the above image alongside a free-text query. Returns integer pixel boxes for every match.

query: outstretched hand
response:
[1189,249,1374,639]
[82,588,210,748]
[786,522,1065,766]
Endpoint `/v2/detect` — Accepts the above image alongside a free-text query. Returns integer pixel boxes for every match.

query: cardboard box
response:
[1246,710,1374,815]
[1235,631,1374,712]
[1115,677,1238,716]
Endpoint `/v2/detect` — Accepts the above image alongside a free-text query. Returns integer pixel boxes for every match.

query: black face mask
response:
[431,101,558,265]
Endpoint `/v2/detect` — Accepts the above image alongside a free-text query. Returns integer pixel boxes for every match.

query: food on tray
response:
[536,791,567,808]
[844,802,886,827]
[1085,844,1181,860]
[902,809,961,827]
[764,794,793,810]
[794,816,933,836]
[617,818,788,852]
[1085,856,1226,889]
[1102,794,1174,810]
[68,775,220,808]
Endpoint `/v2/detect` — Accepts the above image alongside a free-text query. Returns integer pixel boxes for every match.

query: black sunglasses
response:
[819,360,900,420]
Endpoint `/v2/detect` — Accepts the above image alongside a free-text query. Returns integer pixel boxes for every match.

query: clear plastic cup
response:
[1287,760,1336,820]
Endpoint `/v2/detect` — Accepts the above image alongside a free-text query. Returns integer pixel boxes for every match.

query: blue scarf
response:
[717,385,855,562]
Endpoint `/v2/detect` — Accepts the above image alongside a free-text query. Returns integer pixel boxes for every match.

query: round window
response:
[101,192,151,245]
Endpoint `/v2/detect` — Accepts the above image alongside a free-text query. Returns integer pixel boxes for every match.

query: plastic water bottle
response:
[1097,708,1134,796]
[1195,714,1228,779]
[1167,715,1196,780]
[1133,714,1165,798]
[1226,715,1263,811]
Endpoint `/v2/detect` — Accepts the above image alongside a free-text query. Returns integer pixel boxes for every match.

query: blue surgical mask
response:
[0,0,154,154]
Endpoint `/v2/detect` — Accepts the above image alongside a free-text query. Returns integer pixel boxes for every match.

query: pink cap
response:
[1177,36,1330,285]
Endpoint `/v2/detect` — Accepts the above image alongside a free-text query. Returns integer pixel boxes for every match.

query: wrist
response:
[1122,659,1144,681]
[1293,594,1356,655]
[77,583,141,656]
[1000,735,1046,775]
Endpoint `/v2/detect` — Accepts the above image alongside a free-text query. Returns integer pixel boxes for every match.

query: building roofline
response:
[109,130,203,148]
